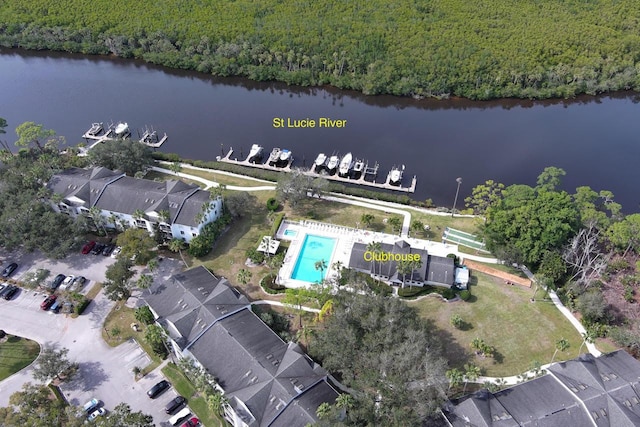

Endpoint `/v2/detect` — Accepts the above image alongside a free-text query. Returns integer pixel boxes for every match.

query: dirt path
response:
[463,259,531,287]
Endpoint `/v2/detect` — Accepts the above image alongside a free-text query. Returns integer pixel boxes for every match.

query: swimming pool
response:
[291,235,336,283]
[284,229,298,237]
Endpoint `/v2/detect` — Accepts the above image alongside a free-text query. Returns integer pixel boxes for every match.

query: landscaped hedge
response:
[398,285,452,299]
[260,274,286,294]
[188,212,233,257]
[75,298,91,315]
[270,212,285,236]
[266,197,280,211]
[459,290,471,301]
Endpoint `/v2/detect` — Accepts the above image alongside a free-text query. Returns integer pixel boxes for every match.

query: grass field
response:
[0,335,40,381]
[407,272,583,377]
[162,363,227,427]
[144,170,206,189]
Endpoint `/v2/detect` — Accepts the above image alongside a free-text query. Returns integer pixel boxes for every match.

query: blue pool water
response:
[291,235,336,283]
[284,229,298,237]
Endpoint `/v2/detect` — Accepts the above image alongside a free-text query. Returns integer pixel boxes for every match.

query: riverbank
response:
[3,1,640,100]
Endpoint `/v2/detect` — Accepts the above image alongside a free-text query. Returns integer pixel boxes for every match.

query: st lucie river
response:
[2,48,640,212]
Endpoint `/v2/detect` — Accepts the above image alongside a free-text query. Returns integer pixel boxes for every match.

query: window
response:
[192,233,197,237]
[180,231,184,235]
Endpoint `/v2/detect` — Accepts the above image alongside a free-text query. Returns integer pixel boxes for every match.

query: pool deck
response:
[275,219,459,289]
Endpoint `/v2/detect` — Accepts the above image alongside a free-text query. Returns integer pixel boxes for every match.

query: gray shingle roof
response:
[443,350,640,427]
[46,167,123,206]
[348,241,454,286]
[143,266,249,349]
[174,189,213,227]
[188,309,338,426]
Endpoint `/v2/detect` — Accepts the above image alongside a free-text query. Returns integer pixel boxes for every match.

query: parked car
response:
[59,275,75,291]
[169,408,191,426]
[40,295,57,310]
[3,285,19,300]
[146,379,170,398]
[81,241,96,254]
[1,262,18,278]
[165,395,187,414]
[87,407,106,421]
[72,276,87,290]
[101,244,116,256]
[82,398,100,414]
[0,283,7,297]
[181,417,200,427]
[49,274,66,291]
[91,243,105,255]
[111,246,122,258]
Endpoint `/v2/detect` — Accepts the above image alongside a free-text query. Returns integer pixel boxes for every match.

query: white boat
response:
[279,149,292,162]
[87,122,103,136]
[326,155,339,172]
[389,165,404,185]
[114,122,129,137]
[268,147,281,164]
[353,159,364,174]
[338,152,353,176]
[314,153,327,168]
[248,144,263,162]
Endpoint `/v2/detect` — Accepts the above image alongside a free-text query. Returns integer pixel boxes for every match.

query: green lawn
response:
[144,170,206,188]
[162,363,227,427]
[178,166,273,188]
[0,335,40,381]
[407,272,584,377]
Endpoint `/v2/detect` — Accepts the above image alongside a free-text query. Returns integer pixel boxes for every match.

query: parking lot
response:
[0,249,188,426]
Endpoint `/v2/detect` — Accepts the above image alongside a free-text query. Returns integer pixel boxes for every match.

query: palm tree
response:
[331,261,343,283]
[314,259,328,283]
[551,337,570,364]
[335,393,354,417]
[137,274,153,289]
[169,161,182,175]
[158,209,170,224]
[411,219,425,237]
[361,213,374,229]
[316,402,332,420]
[396,259,413,288]
[168,238,188,267]
[463,363,481,393]
[446,368,464,391]
[206,390,228,416]
[578,328,596,356]
[133,209,146,229]
[237,268,252,285]
[88,206,108,235]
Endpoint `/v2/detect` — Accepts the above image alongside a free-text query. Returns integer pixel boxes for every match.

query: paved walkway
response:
[252,300,321,313]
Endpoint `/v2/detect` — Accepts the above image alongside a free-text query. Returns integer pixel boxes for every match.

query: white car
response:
[87,407,106,421]
[59,275,75,291]
[111,246,122,258]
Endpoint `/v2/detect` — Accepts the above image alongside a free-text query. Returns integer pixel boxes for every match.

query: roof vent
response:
[266,354,273,360]
[272,360,280,366]
[244,370,252,378]
[250,375,258,384]
[294,384,305,393]
[600,409,607,417]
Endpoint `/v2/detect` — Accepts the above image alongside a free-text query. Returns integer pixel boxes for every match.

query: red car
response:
[81,241,96,254]
[181,417,200,427]
[40,295,57,310]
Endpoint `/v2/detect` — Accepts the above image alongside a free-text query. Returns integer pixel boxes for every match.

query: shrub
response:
[75,298,91,315]
[260,274,286,294]
[607,258,630,273]
[266,197,279,211]
[450,314,463,329]
[442,288,456,300]
[270,212,285,236]
[135,306,155,325]
[459,290,471,301]
[446,253,459,265]
[624,285,635,303]
[246,248,265,264]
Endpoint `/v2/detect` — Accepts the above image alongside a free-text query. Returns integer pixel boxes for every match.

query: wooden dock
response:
[82,124,168,148]
[217,148,417,193]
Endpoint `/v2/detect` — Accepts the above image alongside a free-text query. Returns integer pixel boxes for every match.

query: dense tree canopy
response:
[87,139,154,176]
[311,291,447,426]
[4,1,640,99]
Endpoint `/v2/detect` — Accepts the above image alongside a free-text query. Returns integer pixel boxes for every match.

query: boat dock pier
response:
[217,148,416,193]
[81,122,168,149]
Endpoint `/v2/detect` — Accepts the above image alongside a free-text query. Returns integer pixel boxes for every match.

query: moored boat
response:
[268,147,281,164]
[87,122,103,136]
[326,155,340,173]
[248,144,264,162]
[314,153,327,168]
[389,165,404,185]
[353,159,364,175]
[114,122,129,137]
[279,149,292,163]
[338,152,353,176]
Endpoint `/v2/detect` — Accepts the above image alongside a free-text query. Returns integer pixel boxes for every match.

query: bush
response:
[398,285,449,299]
[187,213,232,258]
[75,298,91,315]
[607,258,630,273]
[260,274,286,294]
[442,288,456,300]
[266,197,280,211]
[450,314,463,329]
[624,285,635,303]
[270,212,285,236]
[459,290,471,301]
[446,253,459,265]
[246,248,265,264]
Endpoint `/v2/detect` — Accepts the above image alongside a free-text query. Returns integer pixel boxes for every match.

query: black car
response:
[91,243,105,255]
[101,244,115,256]
[3,285,19,300]
[146,380,170,398]
[1,263,18,278]
[164,395,186,414]
[49,274,66,291]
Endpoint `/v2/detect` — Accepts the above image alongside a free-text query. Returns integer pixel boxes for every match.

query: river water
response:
[2,49,639,211]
